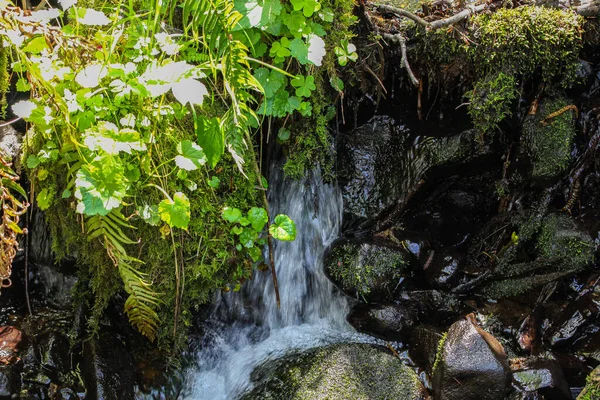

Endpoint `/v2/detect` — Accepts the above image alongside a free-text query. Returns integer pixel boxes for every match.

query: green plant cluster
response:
[1,0,351,345]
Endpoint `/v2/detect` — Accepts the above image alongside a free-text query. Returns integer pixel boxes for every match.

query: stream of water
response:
[182,167,374,399]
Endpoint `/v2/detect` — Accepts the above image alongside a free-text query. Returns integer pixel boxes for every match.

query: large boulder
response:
[324,239,408,302]
[244,343,429,399]
[337,116,491,223]
[432,316,511,400]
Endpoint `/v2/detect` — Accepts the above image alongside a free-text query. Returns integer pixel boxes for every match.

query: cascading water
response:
[182,167,375,399]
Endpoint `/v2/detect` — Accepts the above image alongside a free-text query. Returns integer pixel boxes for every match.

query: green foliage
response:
[2,0,346,345]
[466,72,518,136]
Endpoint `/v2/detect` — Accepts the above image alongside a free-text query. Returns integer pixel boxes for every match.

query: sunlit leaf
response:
[175,140,206,171]
[159,192,190,229]
[172,78,208,106]
[307,34,326,66]
[247,207,268,232]
[195,116,224,168]
[269,214,297,241]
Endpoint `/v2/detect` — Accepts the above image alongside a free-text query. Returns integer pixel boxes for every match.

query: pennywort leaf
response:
[158,192,190,229]
[269,214,297,241]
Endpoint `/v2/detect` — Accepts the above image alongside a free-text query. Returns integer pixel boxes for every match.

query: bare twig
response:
[379,5,429,27]
[379,3,488,30]
[382,33,419,87]
[429,4,488,29]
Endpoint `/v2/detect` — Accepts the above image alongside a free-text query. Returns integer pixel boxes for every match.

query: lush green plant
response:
[1,0,352,344]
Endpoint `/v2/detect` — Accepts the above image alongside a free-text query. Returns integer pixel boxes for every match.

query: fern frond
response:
[85,211,160,341]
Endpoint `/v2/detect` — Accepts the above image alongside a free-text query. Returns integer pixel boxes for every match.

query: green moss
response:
[431,332,447,375]
[579,366,600,400]
[466,72,518,136]
[0,38,8,119]
[470,7,583,84]
[522,97,577,180]
[244,344,426,399]
[411,6,583,137]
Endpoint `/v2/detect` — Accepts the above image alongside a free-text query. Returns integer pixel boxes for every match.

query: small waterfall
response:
[183,167,372,399]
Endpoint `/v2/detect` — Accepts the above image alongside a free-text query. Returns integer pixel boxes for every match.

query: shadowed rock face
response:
[433,316,510,400]
[244,343,429,400]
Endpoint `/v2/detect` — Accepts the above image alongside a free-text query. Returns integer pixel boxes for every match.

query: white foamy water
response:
[182,167,376,399]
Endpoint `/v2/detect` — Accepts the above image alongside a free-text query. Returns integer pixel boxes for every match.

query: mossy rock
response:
[479,213,594,298]
[521,96,577,181]
[324,239,408,301]
[243,343,428,400]
[578,365,600,400]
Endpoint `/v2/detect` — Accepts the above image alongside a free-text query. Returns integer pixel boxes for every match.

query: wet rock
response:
[0,124,22,165]
[521,96,576,181]
[338,116,422,221]
[0,365,20,399]
[0,326,23,364]
[547,293,599,348]
[244,343,429,399]
[432,316,510,400]
[348,291,463,341]
[429,128,492,167]
[512,356,572,399]
[409,325,446,373]
[578,365,600,400]
[82,332,134,400]
[37,332,70,372]
[324,239,408,301]
[348,303,419,341]
[338,116,493,223]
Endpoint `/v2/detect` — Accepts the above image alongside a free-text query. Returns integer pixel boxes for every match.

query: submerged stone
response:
[244,343,428,400]
[432,316,510,400]
[324,239,408,301]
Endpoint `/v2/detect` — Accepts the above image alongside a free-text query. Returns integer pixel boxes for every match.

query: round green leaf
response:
[269,214,297,241]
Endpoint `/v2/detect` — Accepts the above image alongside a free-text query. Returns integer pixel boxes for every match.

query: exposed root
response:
[382,33,420,87]
[541,104,578,126]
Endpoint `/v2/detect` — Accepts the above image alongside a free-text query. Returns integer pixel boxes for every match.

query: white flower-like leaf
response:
[12,100,36,119]
[31,8,61,22]
[1,30,25,48]
[172,78,208,106]
[75,64,107,88]
[307,34,326,67]
[58,0,77,10]
[79,8,111,26]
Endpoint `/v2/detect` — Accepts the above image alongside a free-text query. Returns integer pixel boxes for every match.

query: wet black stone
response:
[409,325,446,373]
[0,365,20,400]
[512,356,572,400]
[81,332,134,400]
[348,303,418,341]
[432,317,511,400]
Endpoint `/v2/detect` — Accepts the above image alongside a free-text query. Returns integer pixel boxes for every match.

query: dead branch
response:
[378,3,488,31]
[378,4,429,27]
[382,33,420,87]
